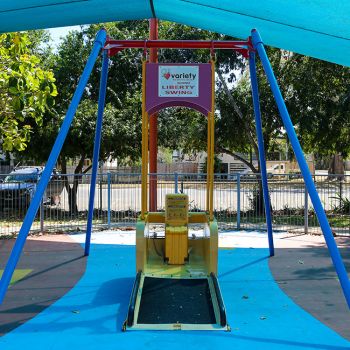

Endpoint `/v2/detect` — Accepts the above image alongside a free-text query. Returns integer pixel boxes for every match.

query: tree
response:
[153,21,282,176]
[154,22,248,167]
[23,20,350,214]
[52,23,146,213]
[0,32,57,152]
[18,23,146,213]
[48,21,246,170]
[281,54,350,175]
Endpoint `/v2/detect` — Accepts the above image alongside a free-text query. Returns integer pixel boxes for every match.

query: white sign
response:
[158,65,199,98]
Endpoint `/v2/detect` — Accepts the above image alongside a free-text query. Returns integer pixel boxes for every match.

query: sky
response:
[48,26,80,46]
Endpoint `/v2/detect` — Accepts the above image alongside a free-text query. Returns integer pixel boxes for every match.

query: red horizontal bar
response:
[105,39,251,51]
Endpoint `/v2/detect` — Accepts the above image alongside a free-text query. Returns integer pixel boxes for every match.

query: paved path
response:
[0,235,85,335]
[270,245,350,340]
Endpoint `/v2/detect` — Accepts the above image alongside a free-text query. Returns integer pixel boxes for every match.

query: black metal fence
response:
[0,172,349,236]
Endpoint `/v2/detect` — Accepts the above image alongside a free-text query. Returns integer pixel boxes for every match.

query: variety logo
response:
[161,68,197,81]
[162,70,171,80]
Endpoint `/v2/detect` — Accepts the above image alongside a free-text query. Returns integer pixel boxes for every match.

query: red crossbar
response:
[105,39,252,58]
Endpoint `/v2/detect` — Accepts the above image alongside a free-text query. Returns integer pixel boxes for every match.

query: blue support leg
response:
[0,29,107,304]
[249,51,274,257]
[85,49,109,256]
[251,29,350,308]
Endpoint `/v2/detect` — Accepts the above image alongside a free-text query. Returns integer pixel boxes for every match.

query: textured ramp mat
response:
[138,277,216,324]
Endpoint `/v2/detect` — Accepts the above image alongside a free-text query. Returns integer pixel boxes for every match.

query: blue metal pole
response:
[251,28,350,308]
[0,29,107,304]
[85,49,109,256]
[249,51,274,257]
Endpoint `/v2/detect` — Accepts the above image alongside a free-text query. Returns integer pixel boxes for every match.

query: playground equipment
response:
[0,29,349,332]
[125,53,227,330]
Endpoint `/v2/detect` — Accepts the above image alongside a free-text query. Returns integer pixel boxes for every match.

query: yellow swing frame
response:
[126,58,227,332]
[136,58,218,278]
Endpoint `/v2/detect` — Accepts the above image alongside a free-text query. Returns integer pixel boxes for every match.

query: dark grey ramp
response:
[269,247,350,340]
[137,277,216,324]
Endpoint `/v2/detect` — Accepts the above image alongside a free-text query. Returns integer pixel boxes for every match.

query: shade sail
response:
[0,1,349,66]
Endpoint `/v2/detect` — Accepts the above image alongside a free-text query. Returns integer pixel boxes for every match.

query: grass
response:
[215,212,350,228]
[0,269,32,286]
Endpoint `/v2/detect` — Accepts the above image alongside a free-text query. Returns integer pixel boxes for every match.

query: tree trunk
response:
[328,154,344,180]
[256,180,265,215]
[60,155,85,215]
[216,69,259,158]
[216,69,263,175]
[216,69,269,216]
[216,146,258,173]
[67,185,78,216]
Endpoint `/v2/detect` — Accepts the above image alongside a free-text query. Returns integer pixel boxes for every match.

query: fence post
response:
[304,185,308,235]
[40,198,44,233]
[174,172,178,193]
[237,173,241,230]
[107,172,111,228]
[99,171,103,215]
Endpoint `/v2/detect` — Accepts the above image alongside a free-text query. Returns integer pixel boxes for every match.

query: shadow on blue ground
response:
[0,245,349,350]
[93,277,134,329]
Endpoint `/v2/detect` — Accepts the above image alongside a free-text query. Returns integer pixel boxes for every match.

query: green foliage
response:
[217,49,287,159]
[16,20,350,172]
[330,193,350,214]
[202,154,223,174]
[155,22,245,156]
[0,32,57,152]
[159,147,174,164]
[21,20,243,167]
[158,107,205,153]
[223,48,350,161]
[282,54,350,158]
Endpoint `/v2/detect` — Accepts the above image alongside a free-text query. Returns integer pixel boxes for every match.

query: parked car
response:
[0,167,63,210]
[229,168,252,181]
[267,163,286,178]
[288,171,302,179]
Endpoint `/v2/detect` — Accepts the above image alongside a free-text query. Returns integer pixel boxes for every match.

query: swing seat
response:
[165,225,188,264]
[164,194,189,265]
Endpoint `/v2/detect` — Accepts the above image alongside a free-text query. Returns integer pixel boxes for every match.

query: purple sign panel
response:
[145,63,212,116]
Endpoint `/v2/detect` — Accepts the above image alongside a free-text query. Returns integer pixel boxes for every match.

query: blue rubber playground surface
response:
[1,244,349,350]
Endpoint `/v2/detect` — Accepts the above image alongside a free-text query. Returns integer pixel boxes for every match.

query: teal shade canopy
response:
[0,1,349,66]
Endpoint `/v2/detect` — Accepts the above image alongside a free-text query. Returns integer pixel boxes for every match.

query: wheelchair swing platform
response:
[125,273,227,331]
[123,194,228,331]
